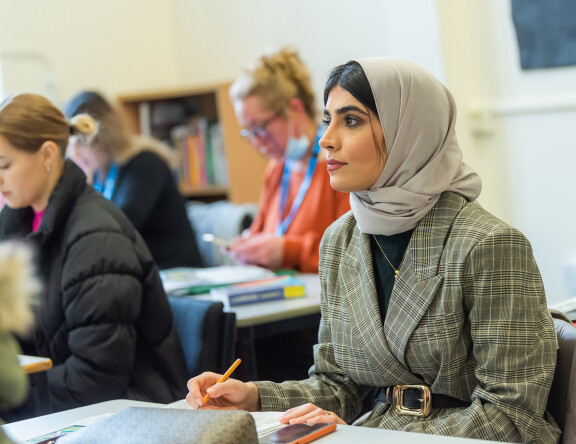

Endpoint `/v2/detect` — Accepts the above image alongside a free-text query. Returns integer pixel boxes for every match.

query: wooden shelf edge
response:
[117,82,234,104]
[179,185,228,198]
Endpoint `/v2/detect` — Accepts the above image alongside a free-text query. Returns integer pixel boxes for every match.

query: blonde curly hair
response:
[230,47,317,119]
[0,242,39,335]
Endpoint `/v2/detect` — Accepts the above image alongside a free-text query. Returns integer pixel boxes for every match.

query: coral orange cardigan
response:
[249,155,350,273]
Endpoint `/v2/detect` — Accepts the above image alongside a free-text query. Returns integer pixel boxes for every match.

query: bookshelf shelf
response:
[178,185,229,197]
[116,82,268,204]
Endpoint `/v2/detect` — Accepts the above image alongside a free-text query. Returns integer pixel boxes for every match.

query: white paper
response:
[160,265,275,293]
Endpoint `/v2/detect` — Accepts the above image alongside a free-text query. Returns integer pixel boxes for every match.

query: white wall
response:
[438,0,576,304]
[0,0,181,104]
[169,0,445,112]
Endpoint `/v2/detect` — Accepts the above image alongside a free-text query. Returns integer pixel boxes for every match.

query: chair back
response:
[168,297,236,377]
[186,200,257,267]
[548,312,576,443]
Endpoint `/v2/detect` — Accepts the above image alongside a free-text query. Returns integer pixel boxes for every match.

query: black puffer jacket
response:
[0,161,188,411]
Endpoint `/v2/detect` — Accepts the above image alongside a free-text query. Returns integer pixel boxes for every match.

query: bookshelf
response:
[116,83,268,204]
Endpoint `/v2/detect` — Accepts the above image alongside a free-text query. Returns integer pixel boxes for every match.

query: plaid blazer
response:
[256,192,561,443]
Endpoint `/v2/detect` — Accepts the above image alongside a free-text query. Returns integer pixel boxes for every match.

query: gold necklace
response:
[372,235,407,279]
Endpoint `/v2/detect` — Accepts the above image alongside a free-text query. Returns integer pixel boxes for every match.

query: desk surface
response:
[2,399,160,442]
[3,399,503,444]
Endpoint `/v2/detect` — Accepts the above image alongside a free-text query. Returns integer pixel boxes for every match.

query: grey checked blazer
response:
[256,192,561,443]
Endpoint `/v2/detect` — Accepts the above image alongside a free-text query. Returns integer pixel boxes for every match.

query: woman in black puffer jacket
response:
[0,93,188,412]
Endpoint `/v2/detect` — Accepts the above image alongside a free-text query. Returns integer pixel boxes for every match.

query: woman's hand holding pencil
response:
[197,358,241,409]
[186,358,261,411]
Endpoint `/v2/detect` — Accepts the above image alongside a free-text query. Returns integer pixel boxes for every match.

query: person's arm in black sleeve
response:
[113,152,170,230]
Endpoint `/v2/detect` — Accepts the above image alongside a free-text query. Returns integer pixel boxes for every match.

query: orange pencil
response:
[198,358,241,408]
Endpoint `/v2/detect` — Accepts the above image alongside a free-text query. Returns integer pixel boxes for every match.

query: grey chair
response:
[548,310,576,443]
[168,297,236,377]
[186,200,257,267]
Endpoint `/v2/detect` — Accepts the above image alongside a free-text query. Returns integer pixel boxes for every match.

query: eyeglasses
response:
[240,114,279,141]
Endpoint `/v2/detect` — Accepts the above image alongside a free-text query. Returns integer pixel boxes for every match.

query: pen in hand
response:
[198,358,242,409]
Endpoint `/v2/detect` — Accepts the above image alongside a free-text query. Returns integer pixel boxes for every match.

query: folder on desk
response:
[209,276,306,308]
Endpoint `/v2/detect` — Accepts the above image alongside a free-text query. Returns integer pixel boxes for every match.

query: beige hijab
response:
[350,58,482,235]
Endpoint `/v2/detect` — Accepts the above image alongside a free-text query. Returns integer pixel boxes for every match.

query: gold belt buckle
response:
[392,384,432,417]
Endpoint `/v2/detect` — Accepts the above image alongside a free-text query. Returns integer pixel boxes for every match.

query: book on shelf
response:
[210,122,228,186]
[170,119,228,189]
[196,118,207,185]
[159,265,276,296]
[209,275,306,308]
[138,101,151,137]
[204,120,215,185]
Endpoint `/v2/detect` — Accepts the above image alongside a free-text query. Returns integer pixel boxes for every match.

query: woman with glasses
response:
[228,47,350,274]
[228,47,351,382]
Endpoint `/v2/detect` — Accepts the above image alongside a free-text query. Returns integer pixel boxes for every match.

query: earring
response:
[45,165,51,173]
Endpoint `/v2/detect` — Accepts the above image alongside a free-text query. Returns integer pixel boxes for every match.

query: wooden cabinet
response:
[116,83,268,204]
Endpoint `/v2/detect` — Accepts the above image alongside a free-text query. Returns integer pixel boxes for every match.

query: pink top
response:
[32,208,45,232]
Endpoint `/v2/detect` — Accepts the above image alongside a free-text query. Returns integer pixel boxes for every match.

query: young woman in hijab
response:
[64,91,203,270]
[185,59,560,442]
[0,94,188,411]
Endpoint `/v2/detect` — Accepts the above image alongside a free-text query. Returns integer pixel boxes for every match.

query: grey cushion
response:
[58,407,258,444]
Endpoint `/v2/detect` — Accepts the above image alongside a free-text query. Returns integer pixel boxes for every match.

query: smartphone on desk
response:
[259,422,336,444]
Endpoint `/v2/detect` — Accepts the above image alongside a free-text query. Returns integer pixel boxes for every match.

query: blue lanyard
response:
[94,163,119,200]
[275,128,322,236]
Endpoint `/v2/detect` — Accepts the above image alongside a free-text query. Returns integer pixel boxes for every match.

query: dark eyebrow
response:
[323,105,369,116]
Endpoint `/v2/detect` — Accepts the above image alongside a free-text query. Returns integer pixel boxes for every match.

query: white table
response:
[2,399,503,444]
[2,400,159,442]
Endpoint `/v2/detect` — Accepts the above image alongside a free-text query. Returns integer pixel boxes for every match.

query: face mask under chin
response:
[284,121,310,160]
